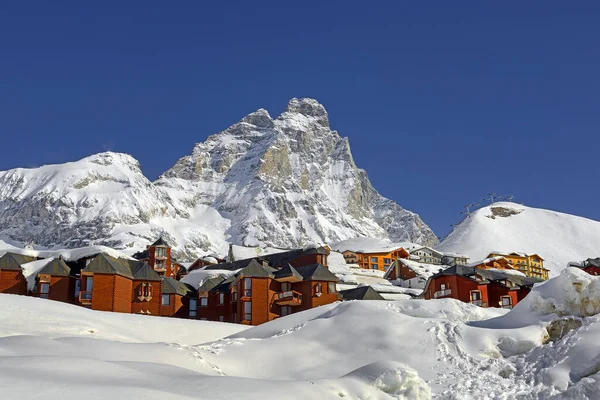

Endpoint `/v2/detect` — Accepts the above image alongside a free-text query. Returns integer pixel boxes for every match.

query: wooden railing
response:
[275,290,302,305]
[79,291,92,304]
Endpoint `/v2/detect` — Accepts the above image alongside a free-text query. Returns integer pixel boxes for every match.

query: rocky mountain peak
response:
[280,97,329,127]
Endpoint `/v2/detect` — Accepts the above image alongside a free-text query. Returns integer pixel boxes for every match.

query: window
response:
[244,278,252,296]
[281,306,291,316]
[244,301,252,321]
[328,282,336,294]
[370,257,378,263]
[85,277,94,292]
[281,282,291,292]
[219,293,225,305]
[440,283,446,291]
[155,259,166,269]
[74,279,81,297]
[383,258,391,264]
[40,283,50,299]
[162,294,170,305]
[232,292,238,302]
[200,296,208,306]
[501,296,512,309]
[219,316,224,322]
[155,247,166,257]
[371,264,378,269]
[138,283,153,298]
[315,283,322,296]
[189,299,198,317]
[470,291,481,301]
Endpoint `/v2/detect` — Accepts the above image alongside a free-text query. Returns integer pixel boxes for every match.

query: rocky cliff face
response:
[0,98,438,259]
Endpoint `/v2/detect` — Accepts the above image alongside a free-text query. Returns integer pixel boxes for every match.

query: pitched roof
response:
[132,249,149,260]
[161,277,196,297]
[409,246,443,257]
[150,237,170,247]
[339,286,385,301]
[197,276,227,292]
[203,258,259,271]
[239,259,275,278]
[258,247,330,268]
[0,252,37,270]
[294,264,338,282]
[273,263,303,281]
[37,258,72,276]
[83,254,161,281]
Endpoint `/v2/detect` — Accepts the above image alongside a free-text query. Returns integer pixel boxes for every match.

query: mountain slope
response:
[438,202,600,276]
[0,98,437,258]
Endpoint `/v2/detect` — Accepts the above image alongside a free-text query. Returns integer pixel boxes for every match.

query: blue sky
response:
[1,2,599,238]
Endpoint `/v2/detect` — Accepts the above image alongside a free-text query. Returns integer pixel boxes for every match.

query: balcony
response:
[469,300,488,307]
[79,291,92,305]
[433,289,452,298]
[275,290,302,306]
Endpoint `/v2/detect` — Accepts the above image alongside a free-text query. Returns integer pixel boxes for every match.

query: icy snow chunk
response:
[518,267,600,317]
[345,361,432,399]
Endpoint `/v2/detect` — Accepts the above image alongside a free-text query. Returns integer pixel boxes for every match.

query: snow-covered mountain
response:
[0,98,437,259]
[438,202,600,276]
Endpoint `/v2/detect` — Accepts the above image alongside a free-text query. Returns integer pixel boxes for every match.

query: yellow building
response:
[487,252,549,280]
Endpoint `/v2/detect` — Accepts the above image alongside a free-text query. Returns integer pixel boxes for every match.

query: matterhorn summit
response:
[0,98,437,259]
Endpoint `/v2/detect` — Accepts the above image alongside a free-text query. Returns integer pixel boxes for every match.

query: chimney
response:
[228,243,235,262]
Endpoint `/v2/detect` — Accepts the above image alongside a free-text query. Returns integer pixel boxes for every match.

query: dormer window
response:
[315,283,322,296]
[137,283,153,300]
[155,247,167,258]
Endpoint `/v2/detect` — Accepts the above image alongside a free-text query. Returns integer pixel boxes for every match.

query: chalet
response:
[79,254,162,314]
[196,257,339,325]
[466,256,516,271]
[487,251,549,280]
[0,252,36,295]
[23,257,77,303]
[187,256,220,273]
[409,247,443,265]
[339,286,385,301]
[423,265,542,309]
[575,258,600,276]
[159,277,197,318]
[340,246,409,271]
[204,246,331,271]
[384,258,448,289]
[440,252,469,266]
[132,238,175,278]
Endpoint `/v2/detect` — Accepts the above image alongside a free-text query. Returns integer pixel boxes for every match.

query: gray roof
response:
[239,259,275,278]
[584,258,600,268]
[150,237,170,247]
[197,276,226,292]
[258,247,330,268]
[294,264,338,282]
[203,258,258,271]
[273,263,303,281]
[0,252,38,271]
[428,265,543,288]
[340,286,385,301]
[161,277,196,297]
[37,258,72,276]
[83,254,161,281]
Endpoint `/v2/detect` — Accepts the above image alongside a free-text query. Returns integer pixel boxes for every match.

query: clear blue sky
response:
[1,1,599,238]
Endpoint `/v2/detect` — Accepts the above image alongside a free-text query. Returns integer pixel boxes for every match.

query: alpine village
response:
[8,232,600,326]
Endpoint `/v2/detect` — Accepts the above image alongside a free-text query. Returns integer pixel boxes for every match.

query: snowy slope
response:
[6,269,600,398]
[0,98,437,261]
[439,202,600,277]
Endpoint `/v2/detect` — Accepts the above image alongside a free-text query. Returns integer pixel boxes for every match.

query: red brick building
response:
[159,277,197,318]
[0,252,36,295]
[79,254,163,315]
[197,248,338,325]
[133,238,175,278]
[423,265,541,309]
[27,258,77,303]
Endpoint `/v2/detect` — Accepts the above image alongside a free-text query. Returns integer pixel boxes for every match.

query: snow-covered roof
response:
[20,258,54,291]
[409,246,443,257]
[465,256,509,268]
[385,258,450,281]
[180,268,241,290]
[329,238,417,254]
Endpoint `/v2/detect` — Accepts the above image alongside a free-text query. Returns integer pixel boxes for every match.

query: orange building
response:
[342,247,410,271]
[27,258,77,304]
